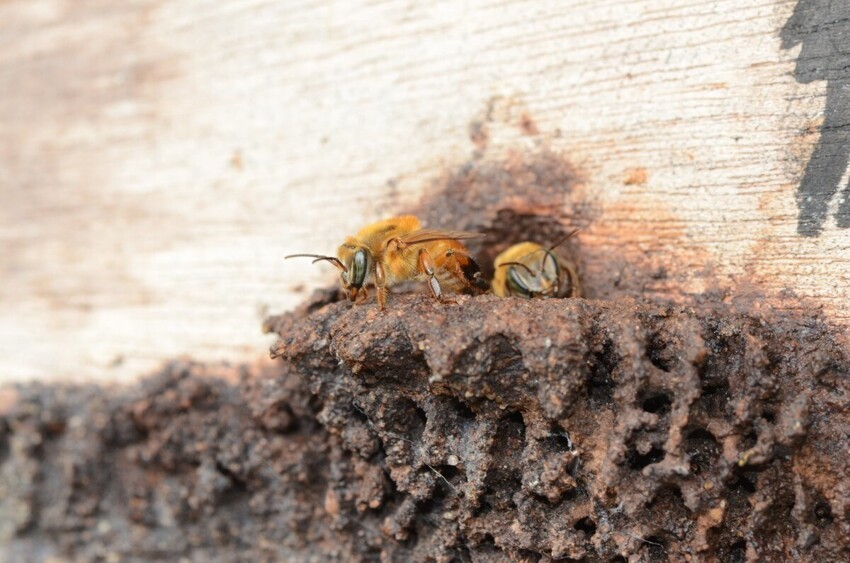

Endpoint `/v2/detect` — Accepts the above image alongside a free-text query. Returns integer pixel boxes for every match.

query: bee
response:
[286,215,487,309]
[491,230,581,299]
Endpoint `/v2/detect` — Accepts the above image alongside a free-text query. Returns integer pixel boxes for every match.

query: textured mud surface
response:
[2,294,849,561]
[267,295,850,562]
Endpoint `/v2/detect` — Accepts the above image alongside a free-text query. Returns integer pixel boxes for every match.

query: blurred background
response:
[2,0,848,383]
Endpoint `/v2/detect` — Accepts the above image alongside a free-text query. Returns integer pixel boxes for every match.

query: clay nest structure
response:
[2,152,850,561]
[2,294,849,561]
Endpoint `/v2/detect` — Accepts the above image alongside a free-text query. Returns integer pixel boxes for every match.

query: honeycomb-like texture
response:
[266,294,849,561]
[271,297,850,561]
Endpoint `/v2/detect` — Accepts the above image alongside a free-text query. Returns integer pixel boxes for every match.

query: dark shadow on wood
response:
[781,0,850,236]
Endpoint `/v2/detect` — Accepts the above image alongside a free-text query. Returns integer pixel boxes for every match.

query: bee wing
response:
[399,229,485,245]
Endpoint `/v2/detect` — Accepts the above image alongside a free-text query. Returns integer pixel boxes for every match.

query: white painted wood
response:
[1,0,847,382]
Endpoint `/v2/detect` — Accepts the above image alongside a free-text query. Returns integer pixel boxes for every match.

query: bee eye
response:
[350,250,367,288]
[506,266,532,298]
[542,251,561,292]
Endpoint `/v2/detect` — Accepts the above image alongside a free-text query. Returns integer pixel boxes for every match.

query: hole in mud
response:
[774,443,794,460]
[351,404,370,424]
[456,335,528,384]
[699,381,730,417]
[489,336,527,379]
[722,539,747,563]
[479,533,497,548]
[449,398,476,422]
[215,462,251,509]
[761,410,776,424]
[586,370,615,406]
[43,420,67,438]
[647,485,690,523]
[627,444,665,470]
[646,330,675,372]
[731,474,757,495]
[587,335,617,407]
[481,471,522,512]
[397,525,419,548]
[700,320,745,388]
[641,535,666,560]
[639,392,672,415]
[434,464,460,481]
[417,483,449,520]
[813,499,833,527]
[542,431,573,453]
[479,411,526,513]
[419,464,463,499]
[610,557,627,563]
[308,394,324,415]
[387,397,427,444]
[684,426,720,475]
[259,401,298,434]
[477,210,580,281]
[503,411,526,440]
[411,406,428,441]
[453,545,472,563]
[474,499,494,516]
[573,516,597,537]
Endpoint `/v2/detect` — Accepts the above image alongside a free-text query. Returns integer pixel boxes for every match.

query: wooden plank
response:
[0,0,847,382]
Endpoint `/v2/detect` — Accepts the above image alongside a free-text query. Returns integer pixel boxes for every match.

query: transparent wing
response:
[399,229,485,245]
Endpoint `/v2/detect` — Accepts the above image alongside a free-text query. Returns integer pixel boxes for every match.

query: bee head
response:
[284,247,368,301]
[340,248,369,292]
[503,249,562,298]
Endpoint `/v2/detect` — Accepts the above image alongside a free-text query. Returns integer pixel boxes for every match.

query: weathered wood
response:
[0,0,847,382]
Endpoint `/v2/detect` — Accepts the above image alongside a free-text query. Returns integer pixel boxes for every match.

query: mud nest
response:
[2,293,849,562]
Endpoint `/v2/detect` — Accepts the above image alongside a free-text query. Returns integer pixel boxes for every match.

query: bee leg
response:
[355,287,369,304]
[375,261,388,310]
[441,248,487,291]
[417,248,455,304]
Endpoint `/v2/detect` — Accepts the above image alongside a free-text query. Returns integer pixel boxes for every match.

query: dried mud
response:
[2,295,849,562]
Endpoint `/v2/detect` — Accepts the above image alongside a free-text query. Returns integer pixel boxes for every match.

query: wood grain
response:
[1,0,847,382]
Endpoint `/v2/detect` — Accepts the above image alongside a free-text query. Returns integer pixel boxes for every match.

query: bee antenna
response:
[547,227,582,252]
[531,229,581,277]
[498,261,535,276]
[285,253,347,272]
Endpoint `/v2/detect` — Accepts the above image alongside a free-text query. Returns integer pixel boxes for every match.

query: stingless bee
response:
[491,229,581,299]
[286,215,488,310]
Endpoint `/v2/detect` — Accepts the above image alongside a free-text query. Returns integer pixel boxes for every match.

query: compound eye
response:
[506,266,532,298]
[541,251,561,295]
[350,250,367,288]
